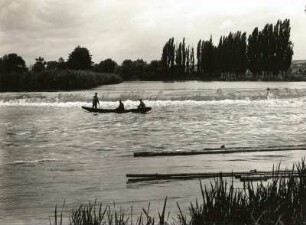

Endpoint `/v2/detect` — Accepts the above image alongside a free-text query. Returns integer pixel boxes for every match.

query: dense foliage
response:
[0,69,121,91]
[67,46,93,70]
[161,19,294,81]
[247,19,293,80]
[114,19,295,81]
[93,58,117,73]
[117,59,163,80]
[0,19,299,90]
[0,47,121,91]
[0,53,27,73]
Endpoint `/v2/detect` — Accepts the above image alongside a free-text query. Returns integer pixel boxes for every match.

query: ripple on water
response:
[8,158,60,166]
[0,82,306,225]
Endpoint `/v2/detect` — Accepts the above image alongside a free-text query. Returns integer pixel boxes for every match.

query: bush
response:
[0,69,122,91]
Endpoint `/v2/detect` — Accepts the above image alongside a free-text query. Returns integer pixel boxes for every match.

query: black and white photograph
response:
[0,0,306,224]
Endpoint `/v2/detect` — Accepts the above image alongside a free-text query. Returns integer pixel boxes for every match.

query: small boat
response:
[82,106,151,114]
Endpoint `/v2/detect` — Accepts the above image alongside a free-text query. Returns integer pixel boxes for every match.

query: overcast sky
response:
[0,0,305,66]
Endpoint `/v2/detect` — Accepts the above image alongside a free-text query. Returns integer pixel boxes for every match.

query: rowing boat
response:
[82,106,151,114]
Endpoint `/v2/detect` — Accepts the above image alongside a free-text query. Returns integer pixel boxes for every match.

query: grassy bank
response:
[51,159,306,225]
[0,69,122,92]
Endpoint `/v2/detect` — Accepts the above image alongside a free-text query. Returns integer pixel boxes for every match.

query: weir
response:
[133,145,306,157]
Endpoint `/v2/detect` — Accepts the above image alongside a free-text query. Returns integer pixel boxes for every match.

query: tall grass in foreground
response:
[52,159,306,225]
[52,199,169,225]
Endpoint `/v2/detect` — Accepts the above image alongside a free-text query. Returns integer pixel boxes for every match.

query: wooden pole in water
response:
[134,146,306,157]
[126,170,303,183]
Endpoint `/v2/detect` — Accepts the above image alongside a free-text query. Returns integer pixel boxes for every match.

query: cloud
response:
[219,20,236,30]
[0,0,305,66]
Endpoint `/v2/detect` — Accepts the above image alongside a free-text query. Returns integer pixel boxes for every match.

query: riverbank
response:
[1,70,306,93]
[0,69,122,92]
[51,159,306,225]
[143,72,306,82]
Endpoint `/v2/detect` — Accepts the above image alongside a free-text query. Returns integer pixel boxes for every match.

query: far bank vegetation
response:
[0,47,121,91]
[1,19,304,92]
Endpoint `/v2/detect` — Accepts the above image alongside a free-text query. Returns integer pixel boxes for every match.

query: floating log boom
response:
[127,170,303,183]
[134,145,306,157]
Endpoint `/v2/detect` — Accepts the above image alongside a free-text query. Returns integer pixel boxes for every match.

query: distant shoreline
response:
[0,69,122,92]
[1,71,306,93]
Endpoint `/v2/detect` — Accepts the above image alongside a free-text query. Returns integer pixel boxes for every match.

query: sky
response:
[0,0,306,66]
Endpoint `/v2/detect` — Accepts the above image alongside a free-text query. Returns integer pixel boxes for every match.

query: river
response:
[0,81,306,224]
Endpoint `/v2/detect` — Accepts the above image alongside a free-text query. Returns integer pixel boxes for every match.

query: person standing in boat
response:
[117,99,125,111]
[92,92,100,109]
[266,88,273,99]
[137,99,146,109]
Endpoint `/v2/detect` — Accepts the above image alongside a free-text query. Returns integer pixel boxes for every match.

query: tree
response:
[67,46,93,70]
[57,57,67,70]
[201,37,214,75]
[161,37,175,76]
[141,60,162,80]
[1,53,27,73]
[175,42,182,74]
[239,32,247,76]
[120,59,135,80]
[160,18,293,81]
[0,53,27,91]
[279,19,293,75]
[196,40,202,73]
[190,47,195,74]
[186,46,190,74]
[46,61,59,70]
[32,56,46,72]
[0,58,3,73]
[182,38,186,74]
[94,58,117,73]
[247,28,260,76]
[148,60,162,74]
[134,59,147,80]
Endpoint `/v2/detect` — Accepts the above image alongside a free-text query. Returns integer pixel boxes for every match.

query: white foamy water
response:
[0,81,306,225]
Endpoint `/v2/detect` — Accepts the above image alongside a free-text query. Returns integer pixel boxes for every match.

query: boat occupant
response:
[117,99,125,111]
[92,92,100,109]
[266,88,273,99]
[138,99,146,109]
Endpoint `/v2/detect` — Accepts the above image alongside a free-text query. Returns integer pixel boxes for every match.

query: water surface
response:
[0,81,306,224]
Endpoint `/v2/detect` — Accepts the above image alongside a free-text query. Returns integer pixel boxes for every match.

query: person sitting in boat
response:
[117,99,125,111]
[92,92,100,109]
[137,99,146,109]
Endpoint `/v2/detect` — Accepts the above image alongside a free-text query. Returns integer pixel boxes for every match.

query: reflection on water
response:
[0,81,306,225]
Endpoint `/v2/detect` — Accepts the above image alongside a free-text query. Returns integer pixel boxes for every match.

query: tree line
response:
[0,45,165,91]
[161,19,294,80]
[0,19,296,91]
[0,46,121,91]
[119,19,295,81]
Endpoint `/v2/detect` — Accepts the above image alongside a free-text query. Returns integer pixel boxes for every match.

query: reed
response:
[183,160,306,225]
[50,198,169,225]
[51,159,306,225]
